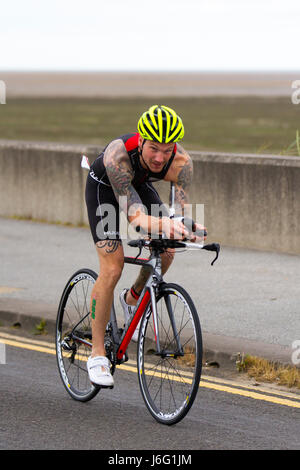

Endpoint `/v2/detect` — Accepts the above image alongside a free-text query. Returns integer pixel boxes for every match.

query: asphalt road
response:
[1,217,300,451]
[0,335,299,451]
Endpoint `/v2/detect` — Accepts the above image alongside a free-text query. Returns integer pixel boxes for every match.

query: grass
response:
[33,318,47,336]
[177,346,197,368]
[0,96,300,155]
[236,354,300,390]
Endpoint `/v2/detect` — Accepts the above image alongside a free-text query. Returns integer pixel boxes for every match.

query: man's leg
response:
[126,181,176,305]
[126,249,175,306]
[90,240,124,357]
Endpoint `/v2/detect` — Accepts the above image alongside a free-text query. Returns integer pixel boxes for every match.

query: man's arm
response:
[104,139,189,239]
[104,139,142,214]
[171,144,193,218]
[104,139,162,233]
[170,144,207,240]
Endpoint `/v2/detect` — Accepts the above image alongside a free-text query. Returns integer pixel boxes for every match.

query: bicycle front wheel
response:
[137,283,202,425]
[56,268,100,402]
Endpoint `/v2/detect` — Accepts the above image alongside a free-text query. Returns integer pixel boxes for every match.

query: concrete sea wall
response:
[0,140,299,254]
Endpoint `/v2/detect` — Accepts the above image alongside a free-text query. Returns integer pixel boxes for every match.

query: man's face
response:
[138,137,175,173]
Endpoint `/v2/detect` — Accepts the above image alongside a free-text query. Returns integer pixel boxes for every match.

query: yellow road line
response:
[0,331,55,347]
[119,362,300,409]
[0,286,24,294]
[201,374,300,400]
[1,333,300,409]
[199,380,300,408]
[0,337,56,355]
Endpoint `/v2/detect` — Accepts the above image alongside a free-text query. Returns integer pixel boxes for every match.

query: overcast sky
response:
[1,0,299,71]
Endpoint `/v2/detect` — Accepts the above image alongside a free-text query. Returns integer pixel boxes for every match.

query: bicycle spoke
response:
[138,284,202,424]
[56,270,100,401]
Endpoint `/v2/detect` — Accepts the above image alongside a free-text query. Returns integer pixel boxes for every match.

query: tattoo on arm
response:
[104,139,145,218]
[173,149,193,216]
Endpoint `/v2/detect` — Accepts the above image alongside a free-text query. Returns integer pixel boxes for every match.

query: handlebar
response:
[127,238,220,266]
[128,216,220,265]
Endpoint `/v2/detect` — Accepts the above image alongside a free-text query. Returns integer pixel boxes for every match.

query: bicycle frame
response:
[113,251,165,362]
[114,238,219,360]
[68,238,219,366]
[68,248,177,364]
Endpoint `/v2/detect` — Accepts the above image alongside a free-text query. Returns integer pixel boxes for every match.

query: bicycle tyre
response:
[137,283,202,425]
[56,268,101,402]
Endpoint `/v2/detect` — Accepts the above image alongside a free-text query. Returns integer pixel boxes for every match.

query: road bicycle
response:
[55,227,220,425]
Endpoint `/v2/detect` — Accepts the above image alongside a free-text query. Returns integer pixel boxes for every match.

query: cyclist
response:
[85,105,206,387]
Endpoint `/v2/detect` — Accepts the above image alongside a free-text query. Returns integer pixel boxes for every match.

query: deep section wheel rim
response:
[137,284,202,424]
[56,270,99,400]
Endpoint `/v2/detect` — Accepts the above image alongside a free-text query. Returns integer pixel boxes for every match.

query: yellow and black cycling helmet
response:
[137,105,184,143]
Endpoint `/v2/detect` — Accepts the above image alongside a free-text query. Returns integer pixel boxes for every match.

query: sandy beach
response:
[0,71,299,98]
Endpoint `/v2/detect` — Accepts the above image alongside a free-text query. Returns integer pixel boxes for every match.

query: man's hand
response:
[161,217,189,239]
[189,222,207,243]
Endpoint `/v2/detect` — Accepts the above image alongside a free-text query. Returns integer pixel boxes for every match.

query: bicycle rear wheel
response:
[137,283,202,425]
[56,268,100,401]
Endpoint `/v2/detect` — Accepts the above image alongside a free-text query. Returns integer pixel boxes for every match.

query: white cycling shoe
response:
[87,356,114,388]
[119,288,141,342]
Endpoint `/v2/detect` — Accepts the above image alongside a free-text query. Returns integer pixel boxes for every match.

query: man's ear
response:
[138,135,144,147]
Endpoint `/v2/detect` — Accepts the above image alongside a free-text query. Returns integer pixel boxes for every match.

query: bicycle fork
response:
[149,255,184,358]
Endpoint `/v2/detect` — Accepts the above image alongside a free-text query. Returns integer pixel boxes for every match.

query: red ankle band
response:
[130,286,140,300]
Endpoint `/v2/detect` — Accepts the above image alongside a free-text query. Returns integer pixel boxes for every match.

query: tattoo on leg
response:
[133,266,151,294]
[91,298,96,319]
[96,240,122,253]
[164,249,175,261]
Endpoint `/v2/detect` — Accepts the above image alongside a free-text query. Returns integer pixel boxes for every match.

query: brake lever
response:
[135,240,144,259]
[202,243,220,266]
